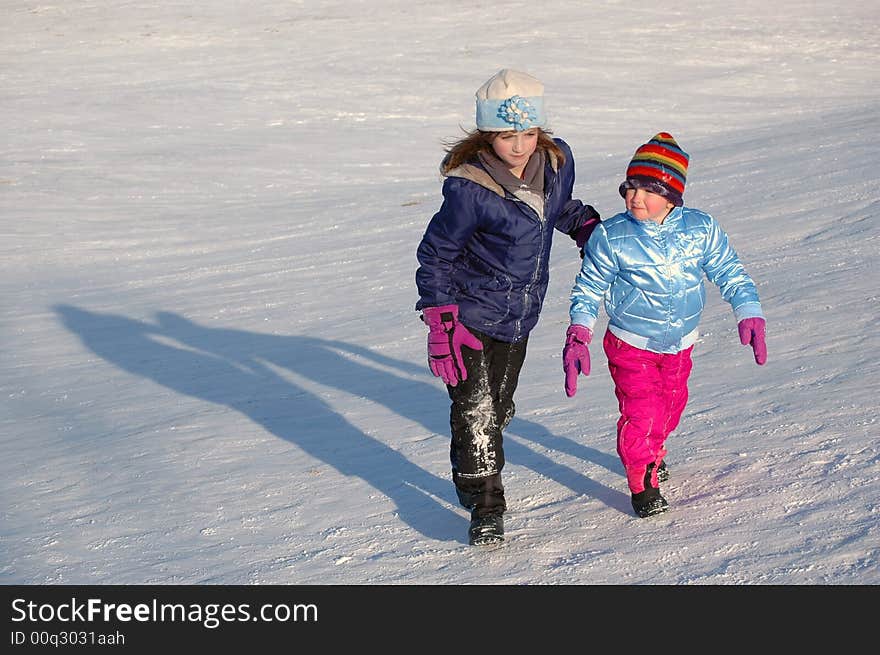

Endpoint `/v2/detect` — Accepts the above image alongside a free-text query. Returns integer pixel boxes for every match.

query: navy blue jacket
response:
[416,138,598,343]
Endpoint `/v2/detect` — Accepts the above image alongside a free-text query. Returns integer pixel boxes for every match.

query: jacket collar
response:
[446,148,560,198]
[624,205,683,229]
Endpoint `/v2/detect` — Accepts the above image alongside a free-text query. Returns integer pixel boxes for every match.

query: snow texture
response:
[2,0,878,585]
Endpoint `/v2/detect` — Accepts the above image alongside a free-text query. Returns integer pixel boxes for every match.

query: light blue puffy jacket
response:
[570,206,763,353]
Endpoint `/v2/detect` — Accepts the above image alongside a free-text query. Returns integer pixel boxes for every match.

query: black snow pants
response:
[447,327,528,518]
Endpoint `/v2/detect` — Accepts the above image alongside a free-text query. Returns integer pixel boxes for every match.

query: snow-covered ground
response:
[2,0,878,584]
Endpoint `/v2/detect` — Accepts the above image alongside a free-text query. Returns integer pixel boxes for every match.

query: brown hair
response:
[439,128,565,175]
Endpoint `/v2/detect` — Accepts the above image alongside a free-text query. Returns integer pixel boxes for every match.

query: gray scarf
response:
[478,149,546,219]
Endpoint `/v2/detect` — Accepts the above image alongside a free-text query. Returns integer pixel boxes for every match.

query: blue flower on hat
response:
[498,95,538,130]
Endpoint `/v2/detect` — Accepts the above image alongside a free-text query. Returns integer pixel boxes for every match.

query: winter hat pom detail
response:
[475,69,547,132]
[619,132,690,206]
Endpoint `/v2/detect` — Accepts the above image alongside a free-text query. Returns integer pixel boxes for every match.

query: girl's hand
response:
[738,317,767,365]
[563,324,593,397]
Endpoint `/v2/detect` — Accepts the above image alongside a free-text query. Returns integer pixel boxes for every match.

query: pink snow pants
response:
[603,331,693,493]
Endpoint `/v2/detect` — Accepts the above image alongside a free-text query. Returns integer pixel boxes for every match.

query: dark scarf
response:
[478,149,546,199]
[477,149,546,219]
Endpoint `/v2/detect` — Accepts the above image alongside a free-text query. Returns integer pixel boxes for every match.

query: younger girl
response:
[416,69,600,544]
[563,133,766,518]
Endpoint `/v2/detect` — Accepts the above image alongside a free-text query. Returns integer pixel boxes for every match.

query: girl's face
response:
[625,187,675,223]
[491,129,539,176]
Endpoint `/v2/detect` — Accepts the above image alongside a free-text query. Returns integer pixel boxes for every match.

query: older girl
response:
[416,69,600,545]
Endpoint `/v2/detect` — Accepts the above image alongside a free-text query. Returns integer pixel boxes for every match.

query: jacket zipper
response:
[509,179,552,342]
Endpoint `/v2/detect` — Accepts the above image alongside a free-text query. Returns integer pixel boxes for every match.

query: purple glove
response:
[573,207,601,257]
[563,324,592,397]
[422,305,483,386]
[738,317,767,365]
[575,209,601,249]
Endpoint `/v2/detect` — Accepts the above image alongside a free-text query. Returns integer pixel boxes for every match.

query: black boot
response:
[657,459,669,483]
[469,513,504,546]
[631,464,669,518]
[631,489,669,518]
[456,487,476,510]
[454,472,505,513]
[455,474,506,544]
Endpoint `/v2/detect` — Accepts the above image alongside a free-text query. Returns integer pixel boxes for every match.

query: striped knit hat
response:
[618,132,689,206]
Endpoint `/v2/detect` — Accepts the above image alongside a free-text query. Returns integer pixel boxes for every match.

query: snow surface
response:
[2,0,878,585]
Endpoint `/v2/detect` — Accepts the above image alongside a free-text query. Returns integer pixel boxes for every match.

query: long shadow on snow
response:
[55,305,629,545]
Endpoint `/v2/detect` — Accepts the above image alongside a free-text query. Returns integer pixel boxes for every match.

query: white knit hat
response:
[475,69,547,132]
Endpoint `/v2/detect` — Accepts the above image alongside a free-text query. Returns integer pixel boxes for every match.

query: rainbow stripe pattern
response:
[624,132,690,202]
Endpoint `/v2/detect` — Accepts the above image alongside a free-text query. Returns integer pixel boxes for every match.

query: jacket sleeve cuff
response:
[733,302,764,322]
[570,313,597,332]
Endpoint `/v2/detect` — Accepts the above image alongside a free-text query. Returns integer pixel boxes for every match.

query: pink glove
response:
[563,324,592,397]
[422,305,483,386]
[738,317,767,365]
